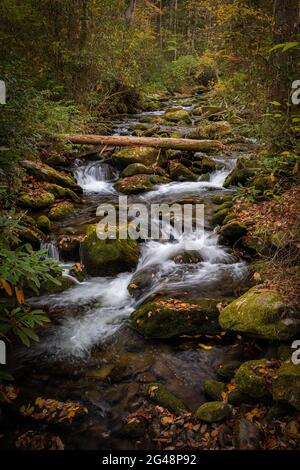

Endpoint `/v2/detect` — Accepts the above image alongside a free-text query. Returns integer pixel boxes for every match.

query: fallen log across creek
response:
[61,134,223,152]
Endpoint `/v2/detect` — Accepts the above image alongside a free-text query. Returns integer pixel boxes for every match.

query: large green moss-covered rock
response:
[234,359,273,400]
[193,157,217,174]
[43,183,81,202]
[195,401,231,423]
[146,383,187,414]
[114,174,170,194]
[211,208,230,226]
[203,380,226,401]
[112,147,159,170]
[223,158,256,188]
[122,163,154,177]
[48,201,75,221]
[163,109,191,123]
[219,220,247,243]
[130,297,226,338]
[21,160,81,192]
[188,122,231,140]
[169,161,198,182]
[219,287,300,341]
[272,362,300,410]
[82,224,140,276]
[19,189,55,210]
[37,215,52,233]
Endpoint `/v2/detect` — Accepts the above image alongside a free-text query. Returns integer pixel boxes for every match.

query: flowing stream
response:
[12,95,252,450]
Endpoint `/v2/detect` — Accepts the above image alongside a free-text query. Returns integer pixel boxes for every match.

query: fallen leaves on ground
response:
[124,402,300,450]
[15,431,64,450]
[19,397,88,424]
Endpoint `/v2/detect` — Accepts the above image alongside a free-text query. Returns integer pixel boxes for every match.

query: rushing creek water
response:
[9,95,254,450]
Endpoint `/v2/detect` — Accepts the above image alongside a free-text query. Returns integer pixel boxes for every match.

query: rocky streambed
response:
[2,92,300,451]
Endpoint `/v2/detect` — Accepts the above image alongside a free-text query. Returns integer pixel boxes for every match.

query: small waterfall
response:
[74,161,117,194]
[41,242,60,261]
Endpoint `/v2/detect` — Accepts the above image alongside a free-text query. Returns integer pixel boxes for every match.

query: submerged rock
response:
[128,266,159,299]
[82,224,140,276]
[19,189,55,210]
[272,362,300,410]
[130,297,226,338]
[112,147,159,170]
[195,401,231,423]
[146,383,187,414]
[219,286,300,341]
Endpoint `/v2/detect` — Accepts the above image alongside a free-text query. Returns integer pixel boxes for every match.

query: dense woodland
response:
[0,0,300,453]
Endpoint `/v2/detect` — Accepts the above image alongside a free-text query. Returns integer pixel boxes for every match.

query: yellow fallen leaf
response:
[198,343,212,350]
[0,278,13,296]
[15,287,25,304]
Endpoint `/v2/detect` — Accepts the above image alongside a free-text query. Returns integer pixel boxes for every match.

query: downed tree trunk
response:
[61,134,223,152]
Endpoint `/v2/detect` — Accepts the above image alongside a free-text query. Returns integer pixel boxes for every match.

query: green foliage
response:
[0,306,50,347]
[0,211,62,346]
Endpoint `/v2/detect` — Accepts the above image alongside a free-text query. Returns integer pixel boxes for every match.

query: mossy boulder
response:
[19,227,44,248]
[36,215,52,233]
[219,287,300,341]
[211,195,233,205]
[114,174,170,194]
[146,383,187,414]
[227,388,254,406]
[82,224,140,276]
[48,201,75,221]
[217,360,242,380]
[130,297,226,338]
[211,208,230,226]
[44,154,67,168]
[193,157,217,174]
[188,122,231,140]
[253,175,275,192]
[43,183,81,202]
[21,160,81,192]
[195,401,231,423]
[203,380,226,400]
[122,163,154,177]
[234,359,273,400]
[120,420,148,439]
[223,158,256,188]
[192,106,203,116]
[19,190,55,210]
[112,147,159,170]
[272,362,300,410]
[40,275,73,295]
[169,161,198,182]
[163,109,191,123]
[219,220,247,243]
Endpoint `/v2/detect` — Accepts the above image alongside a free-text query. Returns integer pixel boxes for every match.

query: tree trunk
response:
[125,0,137,23]
[269,0,300,101]
[61,134,223,152]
